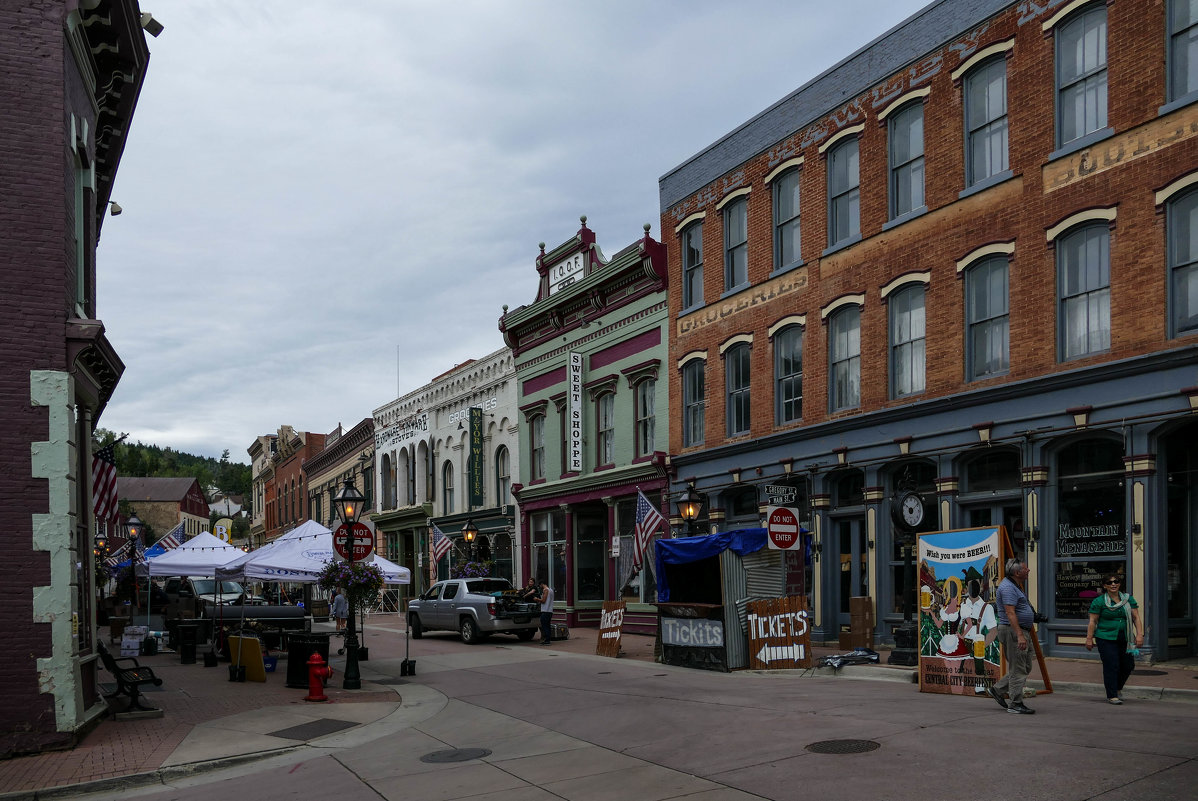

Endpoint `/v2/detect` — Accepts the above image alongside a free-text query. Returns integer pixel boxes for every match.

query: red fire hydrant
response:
[304,651,334,702]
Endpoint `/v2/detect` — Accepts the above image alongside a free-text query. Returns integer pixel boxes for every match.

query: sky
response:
[97,0,931,462]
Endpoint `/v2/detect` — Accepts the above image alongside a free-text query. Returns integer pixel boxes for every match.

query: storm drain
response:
[268,718,357,740]
[1132,669,1167,676]
[805,739,880,754]
[420,748,492,763]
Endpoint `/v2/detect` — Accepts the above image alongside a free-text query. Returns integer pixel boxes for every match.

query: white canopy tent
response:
[216,525,410,585]
[145,530,242,577]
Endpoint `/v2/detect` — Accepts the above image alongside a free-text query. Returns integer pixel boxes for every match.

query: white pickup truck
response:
[407,578,539,644]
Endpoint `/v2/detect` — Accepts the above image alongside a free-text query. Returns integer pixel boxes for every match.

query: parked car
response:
[407,578,539,644]
[163,577,265,614]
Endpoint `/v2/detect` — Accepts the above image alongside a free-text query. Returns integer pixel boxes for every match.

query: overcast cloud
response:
[97,0,928,462]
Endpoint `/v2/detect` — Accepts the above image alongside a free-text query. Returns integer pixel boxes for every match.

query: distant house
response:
[118,477,210,542]
[208,494,245,519]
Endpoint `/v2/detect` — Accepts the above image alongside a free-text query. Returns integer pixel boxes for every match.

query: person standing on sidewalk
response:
[1085,574,1143,705]
[987,558,1036,715]
[332,587,349,633]
[536,580,555,645]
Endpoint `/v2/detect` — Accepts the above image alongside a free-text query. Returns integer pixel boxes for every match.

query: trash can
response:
[286,632,330,689]
[177,622,198,665]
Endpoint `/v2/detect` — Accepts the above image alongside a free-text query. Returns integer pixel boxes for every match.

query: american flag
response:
[91,442,118,527]
[104,539,130,569]
[430,522,452,565]
[153,521,184,551]
[632,490,665,571]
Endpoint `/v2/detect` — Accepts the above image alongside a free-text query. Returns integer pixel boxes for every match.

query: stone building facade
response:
[0,0,151,755]
[118,477,209,540]
[660,0,1198,659]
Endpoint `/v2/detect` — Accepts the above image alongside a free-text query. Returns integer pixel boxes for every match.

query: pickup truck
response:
[407,578,539,644]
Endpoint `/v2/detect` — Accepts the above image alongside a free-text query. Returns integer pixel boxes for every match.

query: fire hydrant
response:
[304,651,334,702]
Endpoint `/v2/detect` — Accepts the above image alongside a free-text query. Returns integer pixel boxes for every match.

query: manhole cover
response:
[806,739,880,754]
[1133,669,1166,676]
[420,748,492,763]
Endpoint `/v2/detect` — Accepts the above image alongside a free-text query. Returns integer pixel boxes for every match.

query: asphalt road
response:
[71,620,1198,801]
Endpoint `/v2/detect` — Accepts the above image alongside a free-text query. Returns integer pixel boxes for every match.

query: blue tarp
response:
[654,528,770,602]
[113,543,167,570]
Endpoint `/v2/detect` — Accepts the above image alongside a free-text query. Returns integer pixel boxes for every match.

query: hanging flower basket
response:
[316,560,385,608]
[451,561,493,579]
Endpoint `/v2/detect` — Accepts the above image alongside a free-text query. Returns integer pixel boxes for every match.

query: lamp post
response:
[677,484,703,536]
[462,519,478,562]
[334,479,366,690]
[123,515,144,614]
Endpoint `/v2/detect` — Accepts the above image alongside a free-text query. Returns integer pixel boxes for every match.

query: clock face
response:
[901,493,924,527]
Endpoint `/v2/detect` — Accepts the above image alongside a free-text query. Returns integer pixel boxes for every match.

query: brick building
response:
[247,434,276,549]
[0,1,152,755]
[500,218,670,633]
[660,0,1198,659]
[118,477,210,540]
[263,426,326,541]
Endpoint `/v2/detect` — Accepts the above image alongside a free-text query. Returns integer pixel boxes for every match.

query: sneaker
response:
[1108,697,1123,705]
[986,686,1008,709]
[540,639,552,645]
[1007,703,1035,715]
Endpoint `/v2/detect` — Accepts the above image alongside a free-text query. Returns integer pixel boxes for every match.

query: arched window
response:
[1058,223,1111,360]
[888,102,925,219]
[682,221,704,309]
[725,343,751,436]
[1055,4,1108,148]
[381,453,393,509]
[774,325,803,424]
[1168,188,1198,337]
[964,56,1008,186]
[442,460,455,514]
[1054,437,1126,618]
[773,168,801,270]
[829,305,861,411]
[596,392,615,466]
[889,284,926,398]
[827,137,860,247]
[724,197,748,291]
[966,255,1010,379]
[682,360,705,447]
[495,446,510,507]
[530,414,546,481]
[634,379,655,457]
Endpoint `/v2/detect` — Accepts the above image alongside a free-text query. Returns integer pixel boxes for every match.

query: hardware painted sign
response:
[375,412,429,450]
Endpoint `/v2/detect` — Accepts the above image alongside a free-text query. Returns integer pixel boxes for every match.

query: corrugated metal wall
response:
[721,547,787,669]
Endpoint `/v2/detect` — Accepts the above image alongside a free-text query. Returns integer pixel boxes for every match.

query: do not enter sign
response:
[333,522,375,561]
[767,506,801,550]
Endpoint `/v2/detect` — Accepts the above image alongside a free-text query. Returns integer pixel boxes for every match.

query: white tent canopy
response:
[216,523,410,585]
[146,530,243,577]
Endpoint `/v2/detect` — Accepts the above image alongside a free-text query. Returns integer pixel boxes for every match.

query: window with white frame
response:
[724,197,748,291]
[829,306,861,411]
[1058,223,1111,359]
[890,285,926,397]
[1056,4,1108,147]
[774,169,801,269]
[965,57,1008,186]
[682,360,705,447]
[1169,188,1198,336]
[635,379,655,457]
[495,445,510,506]
[889,103,925,218]
[597,392,615,466]
[774,325,803,424]
[966,256,1010,379]
[1169,0,1198,103]
[682,221,704,308]
[530,414,546,480]
[531,509,567,597]
[442,460,455,514]
[725,343,751,437]
[828,138,860,247]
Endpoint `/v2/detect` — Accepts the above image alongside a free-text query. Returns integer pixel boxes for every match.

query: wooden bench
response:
[97,642,163,712]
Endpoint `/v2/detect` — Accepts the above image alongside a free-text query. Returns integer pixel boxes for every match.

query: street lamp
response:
[677,484,703,536]
[333,479,366,690]
[462,519,478,561]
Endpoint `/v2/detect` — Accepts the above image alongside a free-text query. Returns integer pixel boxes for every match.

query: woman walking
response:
[1085,573,1144,704]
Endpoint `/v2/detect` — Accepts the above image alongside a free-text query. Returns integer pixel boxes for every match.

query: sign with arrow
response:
[746,596,813,670]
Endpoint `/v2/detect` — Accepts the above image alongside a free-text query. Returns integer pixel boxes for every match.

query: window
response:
[682,222,704,308]
[635,379,655,457]
[597,392,615,466]
[774,325,804,424]
[495,445,510,506]
[829,306,861,411]
[442,461,455,514]
[1170,189,1198,336]
[725,344,751,436]
[405,450,416,506]
[530,414,545,480]
[1058,224,1111,359]
[682,360,705,447]
[890,285,926,397]
[889,103,925,219]
[1170,0,1198,103]
[724,198,748,290]
[1056,4,1108,147]
[827,138,860,247]
[531,509,567,598]
[774,169,801,269]
[966,256,1010,379]
[965,57,1008,186]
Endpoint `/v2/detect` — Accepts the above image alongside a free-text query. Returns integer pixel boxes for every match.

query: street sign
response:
[766,505,801,550]
[332,522,374,562]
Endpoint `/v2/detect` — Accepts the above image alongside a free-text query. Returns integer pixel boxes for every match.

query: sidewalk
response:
[1,618,1194,798]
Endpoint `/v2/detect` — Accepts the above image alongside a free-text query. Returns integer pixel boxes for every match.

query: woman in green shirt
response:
[1084,573,1144,705]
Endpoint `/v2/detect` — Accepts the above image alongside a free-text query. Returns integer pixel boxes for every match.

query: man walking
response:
[536,580,555,645]
[988,558,1036,714]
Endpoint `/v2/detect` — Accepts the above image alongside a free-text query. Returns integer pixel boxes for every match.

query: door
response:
[417,582,443,627]
[836,517,869,630]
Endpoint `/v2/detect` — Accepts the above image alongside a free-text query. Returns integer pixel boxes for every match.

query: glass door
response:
[836,517,868,629]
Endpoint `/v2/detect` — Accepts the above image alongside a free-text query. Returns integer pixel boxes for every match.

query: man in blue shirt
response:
[988,558,1037,714]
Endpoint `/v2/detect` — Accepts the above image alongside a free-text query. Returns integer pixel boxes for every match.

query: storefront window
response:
[491,531,512,583]
[1165,423,1196,620]
[576,515,605,602]
[532,509,567,598]
[617,498,658,604]
[1054,438,1125,618]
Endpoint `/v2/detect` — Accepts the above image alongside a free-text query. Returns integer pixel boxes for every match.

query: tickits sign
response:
[568,352,583,473]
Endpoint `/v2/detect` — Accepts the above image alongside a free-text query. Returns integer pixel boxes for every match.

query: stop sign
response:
[333,522,374,561]
[767,506,801,550]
